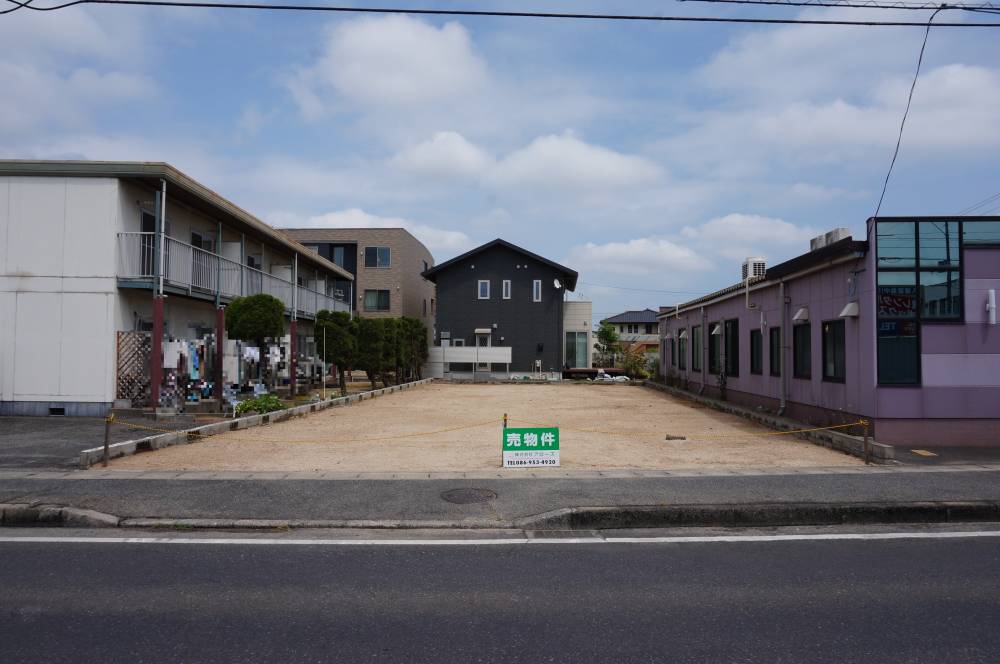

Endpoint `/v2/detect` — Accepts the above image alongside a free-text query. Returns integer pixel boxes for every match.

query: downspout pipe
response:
[779,279,788,415]
[157,178,167,296]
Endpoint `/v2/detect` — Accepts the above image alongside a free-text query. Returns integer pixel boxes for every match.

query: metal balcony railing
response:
[117,232,351,315]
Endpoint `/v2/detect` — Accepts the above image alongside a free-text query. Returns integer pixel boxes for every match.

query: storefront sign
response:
[502,427,560,468]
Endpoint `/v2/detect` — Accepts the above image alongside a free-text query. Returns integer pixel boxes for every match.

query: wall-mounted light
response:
[839,302,860,318]
[792,307,809,322]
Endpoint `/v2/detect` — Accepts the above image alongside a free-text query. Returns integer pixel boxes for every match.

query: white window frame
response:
[502,279,511,300]
[363,246,391,269]
[532,279,542,302]
[452,338,465,347]
[478,280,490,300]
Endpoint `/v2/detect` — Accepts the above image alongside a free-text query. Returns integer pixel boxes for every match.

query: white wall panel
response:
[64,179,117,277]
[9,178,66,277]
[13,292,62,397]
[0,178,9,276]
[58,293,113,400]
[0,292,15,400]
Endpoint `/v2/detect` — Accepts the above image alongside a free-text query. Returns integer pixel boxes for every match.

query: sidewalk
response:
[3,465,1000,530]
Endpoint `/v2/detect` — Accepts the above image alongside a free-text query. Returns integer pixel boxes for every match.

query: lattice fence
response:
[116,331,152,407]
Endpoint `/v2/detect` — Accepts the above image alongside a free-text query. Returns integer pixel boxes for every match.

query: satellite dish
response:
[553,278,563,289]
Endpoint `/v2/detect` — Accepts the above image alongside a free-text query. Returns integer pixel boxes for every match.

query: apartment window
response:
[793,323,811,379]
[646,324,656,334]
[363,289,390,312]
[565,331,588,368]
[750,329,763,375]
[963,220,1000,245]
[822,320,846,383]
[627,324,639,334]
[502,280,511,300]
[769,327,782,377]
[452,338,465,347]
[724,319,739,377]
[670,339,676,367]
[190,230,215,253]
[532,280,542,302]
[678,336,687,371]
[478,280,490,299]
[332,246,345,267]
[364,246,391,268]
[691,326,702,372]
[708,326,721,375]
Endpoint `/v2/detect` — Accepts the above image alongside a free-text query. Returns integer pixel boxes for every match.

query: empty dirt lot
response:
[108,383,861,472]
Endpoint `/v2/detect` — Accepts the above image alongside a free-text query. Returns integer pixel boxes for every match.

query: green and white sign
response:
[502,427,560,468]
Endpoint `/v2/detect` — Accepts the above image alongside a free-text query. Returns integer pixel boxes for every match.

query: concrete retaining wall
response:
[644,381,894,463]
[79,378,436,468]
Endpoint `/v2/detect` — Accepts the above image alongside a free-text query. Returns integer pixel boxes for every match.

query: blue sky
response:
[2,1,999,320]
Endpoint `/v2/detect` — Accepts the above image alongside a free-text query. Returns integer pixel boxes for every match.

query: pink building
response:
[658,218,1000,446]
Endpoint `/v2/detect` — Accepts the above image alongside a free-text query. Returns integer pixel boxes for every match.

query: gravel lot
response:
[109,383,861,472]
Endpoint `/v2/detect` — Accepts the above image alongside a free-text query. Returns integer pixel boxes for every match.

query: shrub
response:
[235,394,285,416]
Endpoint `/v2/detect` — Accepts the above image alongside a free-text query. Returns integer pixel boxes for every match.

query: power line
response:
[678,0,1000,10]
[579,281,707,295]
[957,190,1000,215]
[2,0,1000,26]
[870,6,946,221]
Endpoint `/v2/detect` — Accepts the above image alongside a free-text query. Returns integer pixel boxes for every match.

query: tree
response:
[400,317,429,379]
[620,343,650,379]
[315,310,356,396]
[354,317,384,388]
[378,318,399,386]
[595,322,620,367]
[225,294,285,391]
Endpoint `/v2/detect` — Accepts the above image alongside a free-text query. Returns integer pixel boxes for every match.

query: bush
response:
[235,394,285,416]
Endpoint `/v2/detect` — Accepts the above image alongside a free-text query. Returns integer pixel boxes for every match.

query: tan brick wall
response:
[281,228,436,336]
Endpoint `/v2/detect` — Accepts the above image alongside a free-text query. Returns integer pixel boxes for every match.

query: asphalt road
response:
[2,529,999,663]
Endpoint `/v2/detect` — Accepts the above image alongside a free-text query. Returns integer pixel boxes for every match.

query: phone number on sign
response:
[505,459,559,466]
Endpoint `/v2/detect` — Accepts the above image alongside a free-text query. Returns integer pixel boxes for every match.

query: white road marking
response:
[1,531,999,546]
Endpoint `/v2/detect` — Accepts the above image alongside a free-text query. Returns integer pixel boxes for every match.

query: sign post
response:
[502,427,560,468]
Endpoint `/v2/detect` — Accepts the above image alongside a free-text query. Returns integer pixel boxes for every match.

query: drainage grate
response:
[441,488,497,505]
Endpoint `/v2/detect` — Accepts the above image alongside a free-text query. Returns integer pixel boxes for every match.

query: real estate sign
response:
[502,427,560,468]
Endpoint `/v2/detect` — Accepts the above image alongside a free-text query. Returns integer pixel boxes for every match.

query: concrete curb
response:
[513,501,1000,530]
[644,381,893,463]
[5,500,1000,531]
[0,503,121,528]
[78,378,436,469]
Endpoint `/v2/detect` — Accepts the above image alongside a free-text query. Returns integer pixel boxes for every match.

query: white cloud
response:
[682,213,815,245]
[390,131,494,181]
[489,131,662,192]
[290,15,487,115]
[568,238,712,277]
[270,208,473,255]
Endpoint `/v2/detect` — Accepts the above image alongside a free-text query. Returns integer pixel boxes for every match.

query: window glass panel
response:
[378,290,390,310]
[533,280,541,301]
[920,270,962,319]
[478,280,490,299]
[877,271,918,318]
[769,327,781,377]
[378,247,390,267]
[364,247,377,267]
[725,319,739,376]
[576,333,587,369]
[877,320,919,384]
[793,323,811,379]
[363,289,378,310]
[963,220,1000,245]
[332,246,345,267]
[709,327,721,374]
[918,221,960,268]
[691,326,701,372]
[822,320,846,382]
[678,338,687,370]
[502,280,511,299]
[876,221,916,269]
[750,329,762,375]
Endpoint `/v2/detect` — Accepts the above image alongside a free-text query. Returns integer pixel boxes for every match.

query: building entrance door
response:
[475,332,491,372]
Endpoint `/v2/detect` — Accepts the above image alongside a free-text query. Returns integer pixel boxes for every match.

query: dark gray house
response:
[422,239,585,377]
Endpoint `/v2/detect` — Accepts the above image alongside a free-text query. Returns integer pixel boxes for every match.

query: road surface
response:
[2,527,999,663]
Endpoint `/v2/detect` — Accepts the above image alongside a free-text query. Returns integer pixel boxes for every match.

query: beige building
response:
[280,227,436,333]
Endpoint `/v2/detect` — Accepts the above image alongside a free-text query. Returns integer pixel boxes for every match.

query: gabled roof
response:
[421,238,578,291]
[601,309,659,324]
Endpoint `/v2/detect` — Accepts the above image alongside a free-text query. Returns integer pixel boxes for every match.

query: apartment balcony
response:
[117,232,350,317]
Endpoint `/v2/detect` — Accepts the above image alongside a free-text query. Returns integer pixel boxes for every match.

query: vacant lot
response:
[109,383,860,472]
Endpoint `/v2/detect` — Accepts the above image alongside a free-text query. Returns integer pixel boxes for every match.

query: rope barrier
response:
[507,417,867,440]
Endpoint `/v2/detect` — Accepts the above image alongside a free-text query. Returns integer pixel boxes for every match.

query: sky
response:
[1,0,999,322]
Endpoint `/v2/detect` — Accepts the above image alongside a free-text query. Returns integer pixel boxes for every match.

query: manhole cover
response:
[441,488,497,504]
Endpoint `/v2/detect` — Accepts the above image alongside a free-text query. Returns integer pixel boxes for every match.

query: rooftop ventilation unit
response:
[810,228,851,252]
[742,257,766,281]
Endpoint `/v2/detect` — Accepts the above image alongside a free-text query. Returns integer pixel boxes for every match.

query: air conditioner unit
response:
[742,257,766,281]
